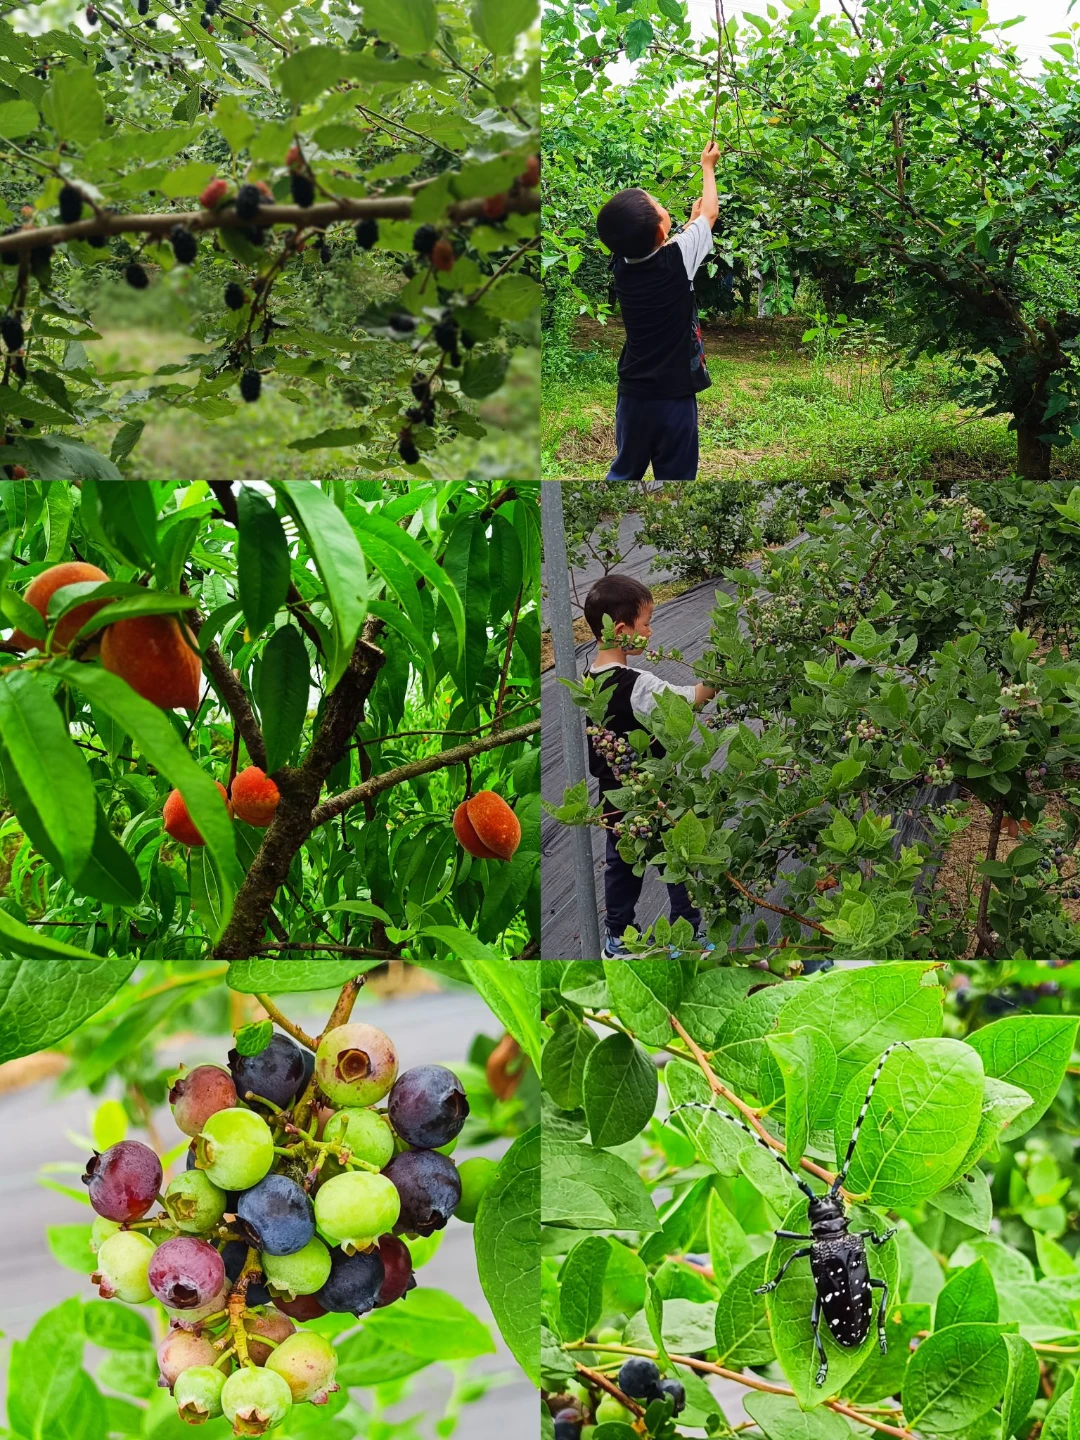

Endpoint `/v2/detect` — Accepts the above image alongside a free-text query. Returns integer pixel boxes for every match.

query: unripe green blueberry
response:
[313,1170,400,1252]
[165,1170,228,1233]
[196,1107,274,1190]
[595,1396,628,1425]
[90,1215,122,1253]
[322,1107,395,1169]
[315,1023,398,1106]
[220,1365,293,1433]
[174,1364,226,1423]
[265,1330,340,1404]
[92,1230,156,1302]
[262,1236,332,1298]
[454,1157,497,1223]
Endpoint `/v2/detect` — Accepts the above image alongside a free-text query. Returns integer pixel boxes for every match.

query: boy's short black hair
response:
[596,188,662,260]
[584,574,654,639]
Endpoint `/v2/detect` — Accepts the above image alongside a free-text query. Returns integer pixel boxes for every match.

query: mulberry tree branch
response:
[0,189,540,255]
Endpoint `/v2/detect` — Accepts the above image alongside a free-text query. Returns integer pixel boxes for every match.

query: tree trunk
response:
[1016,421,1052,481]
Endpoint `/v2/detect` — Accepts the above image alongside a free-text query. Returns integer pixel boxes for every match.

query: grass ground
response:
[541,315,1080,484]
[77,327,539,481]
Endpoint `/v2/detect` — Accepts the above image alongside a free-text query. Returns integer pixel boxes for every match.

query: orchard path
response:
[0,985,533,1440]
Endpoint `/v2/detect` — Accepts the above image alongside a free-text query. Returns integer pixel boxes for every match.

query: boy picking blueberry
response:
[582,574,717,958]
[595,140,720,483]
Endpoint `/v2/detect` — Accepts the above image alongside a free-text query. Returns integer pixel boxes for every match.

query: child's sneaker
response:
[601,933,630,959]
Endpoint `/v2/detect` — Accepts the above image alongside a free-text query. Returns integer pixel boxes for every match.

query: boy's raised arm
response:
[697,140,720,226]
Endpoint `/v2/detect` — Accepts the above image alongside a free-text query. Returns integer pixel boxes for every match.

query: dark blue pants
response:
[603,806,701,937]
[606,394,699,482]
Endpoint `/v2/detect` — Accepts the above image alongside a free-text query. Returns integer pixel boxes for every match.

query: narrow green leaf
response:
[358,509,465,652]
[0,668,96,877]
[50,661,241,938]
[255,622,310,772]
[236,484,292,638]
[273,482,368,692]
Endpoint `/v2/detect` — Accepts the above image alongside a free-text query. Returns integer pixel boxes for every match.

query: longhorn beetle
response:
[669,1041,908,1388]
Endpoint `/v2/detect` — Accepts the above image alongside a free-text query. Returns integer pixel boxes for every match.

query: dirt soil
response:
[932,791,1080,958]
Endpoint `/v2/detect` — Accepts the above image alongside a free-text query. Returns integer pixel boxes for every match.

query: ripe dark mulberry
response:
[319,242,332,264]
[289,172,315,208]
[169,224,197,264]
[412,224,438,256]
[354,217,378,250]
[125,263,149,289]
[138,0,148,11]
[0,314,24,352]
[398,430,419,465]
[224,281,245,310]
[409,374,429,400]
[433,320,457,352]
[240,369,261,402]
[58,184,84,224]
[234,184,262,222]
[389,313,417,334]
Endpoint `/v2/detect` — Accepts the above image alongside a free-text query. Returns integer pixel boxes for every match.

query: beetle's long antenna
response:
[830,1041,911,1196]
[667,1101,819,1200]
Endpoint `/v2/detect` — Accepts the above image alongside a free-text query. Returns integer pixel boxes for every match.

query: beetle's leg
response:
[811,1295,828,1388]
[754,1245,812,1295]
[773,1230,814,1240]
[853,1227,897,1247]
[869,1277,889,1353]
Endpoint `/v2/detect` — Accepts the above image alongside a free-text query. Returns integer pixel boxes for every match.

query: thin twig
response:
[253,993,319,1051]
[669,1014,842,1190]
[570,1345,916,1440]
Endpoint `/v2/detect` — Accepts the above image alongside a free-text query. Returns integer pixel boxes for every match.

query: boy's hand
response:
[701,140,720,169]
[690,198,703,221]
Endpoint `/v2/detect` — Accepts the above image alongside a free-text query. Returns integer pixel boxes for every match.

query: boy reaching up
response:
[595,140,720,483]
[582,574,717,958]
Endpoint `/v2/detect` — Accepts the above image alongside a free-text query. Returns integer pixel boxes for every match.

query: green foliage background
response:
[540,958,1080,1440]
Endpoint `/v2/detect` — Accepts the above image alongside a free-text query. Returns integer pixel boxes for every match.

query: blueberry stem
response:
[252,994,319,1052]
[213,1345,236,1370]
[244,1091,286,1115]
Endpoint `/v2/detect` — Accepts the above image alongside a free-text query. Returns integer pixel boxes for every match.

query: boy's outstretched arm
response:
[694,140,719,226]
[694,683,718,705]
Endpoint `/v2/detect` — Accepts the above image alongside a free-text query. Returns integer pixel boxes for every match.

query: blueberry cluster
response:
[82,1025,489,1434]
[930,757,955,784]
[586,726,645,785]
[936,496,993,548]
[843,720,882,743]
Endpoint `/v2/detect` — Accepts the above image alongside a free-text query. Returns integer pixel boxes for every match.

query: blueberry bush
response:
[0,479,539,961]
[0,0,539,478]
[547,479,1080,960]
[543,0,1080,480]
[0,957,541,1437]
[540,958,1080,1440]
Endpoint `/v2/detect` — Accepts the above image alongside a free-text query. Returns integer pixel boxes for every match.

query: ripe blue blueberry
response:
[237,1173,315,1256]
[229,1032,309,1110]
[317,1244,385,1315]
[388,1065,469,1149]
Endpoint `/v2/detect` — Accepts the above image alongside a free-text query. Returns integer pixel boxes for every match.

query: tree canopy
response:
[0,0,540,479]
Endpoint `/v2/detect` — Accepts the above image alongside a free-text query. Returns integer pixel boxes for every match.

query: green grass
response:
[76,326,539,482]
[541,316,1080,485]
